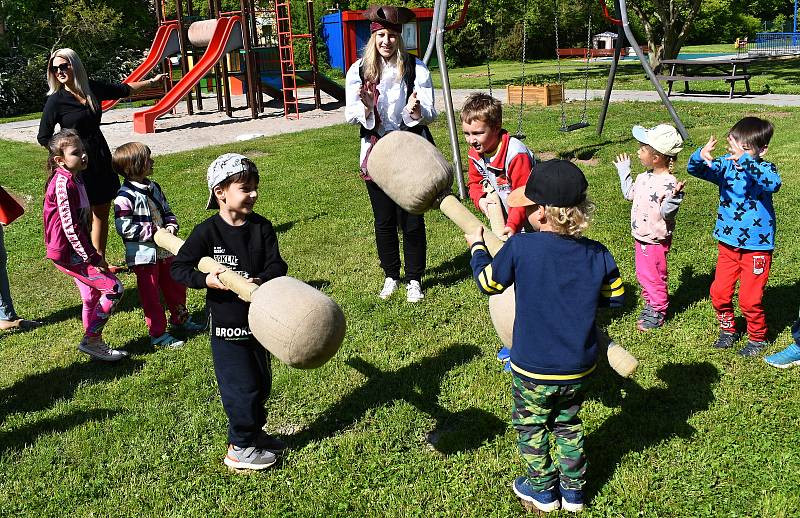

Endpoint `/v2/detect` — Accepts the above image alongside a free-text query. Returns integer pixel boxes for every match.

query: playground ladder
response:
[274,0,300,119]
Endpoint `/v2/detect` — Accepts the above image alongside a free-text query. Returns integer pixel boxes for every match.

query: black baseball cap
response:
[507,159,588,208]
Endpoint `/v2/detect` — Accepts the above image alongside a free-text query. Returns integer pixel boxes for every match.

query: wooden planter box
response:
[506,83,563,107]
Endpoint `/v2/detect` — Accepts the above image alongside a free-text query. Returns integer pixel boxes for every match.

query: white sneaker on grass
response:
[406,280,424,302]
[78,336,128,362]
[379,277,398,299]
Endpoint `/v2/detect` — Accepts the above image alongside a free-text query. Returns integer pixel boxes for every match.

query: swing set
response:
[424,0,689,198]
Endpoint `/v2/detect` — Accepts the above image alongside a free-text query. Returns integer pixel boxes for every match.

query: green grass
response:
[1,101,800,516]
[436,56,800,94]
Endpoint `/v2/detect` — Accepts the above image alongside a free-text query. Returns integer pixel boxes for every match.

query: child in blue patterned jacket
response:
[687,117,781,357]
[113,142,203,349]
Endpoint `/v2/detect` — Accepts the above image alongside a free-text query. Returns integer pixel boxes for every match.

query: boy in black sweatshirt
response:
[172,153,288,471]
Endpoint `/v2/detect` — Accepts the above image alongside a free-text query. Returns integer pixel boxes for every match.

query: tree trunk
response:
[628,0,703,71]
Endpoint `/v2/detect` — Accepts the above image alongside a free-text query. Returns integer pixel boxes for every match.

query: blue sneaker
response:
[496,346,511,362]
[171,318,206,334]
[503,361,512,373]
[151,332,185,349]
[764,343,800,369]
[512,477,560,512]
[560,485,585,512]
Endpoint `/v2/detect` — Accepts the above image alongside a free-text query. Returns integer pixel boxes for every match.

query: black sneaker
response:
[738,340,768,357]
[255,431,287,454]
[713,330,740,349]
[637,306,665,331]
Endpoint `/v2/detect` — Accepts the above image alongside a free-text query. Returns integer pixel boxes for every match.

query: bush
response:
[0,55,48,117]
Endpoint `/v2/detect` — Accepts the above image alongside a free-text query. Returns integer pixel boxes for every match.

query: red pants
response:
[131,257,188,337]
[710,242,772,342]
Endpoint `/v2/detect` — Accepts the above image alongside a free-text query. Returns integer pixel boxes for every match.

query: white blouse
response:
[344,56,437,165]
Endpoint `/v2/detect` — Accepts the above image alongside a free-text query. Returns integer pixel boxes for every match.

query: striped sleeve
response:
[599,249,624,308]
[469,240,513,295]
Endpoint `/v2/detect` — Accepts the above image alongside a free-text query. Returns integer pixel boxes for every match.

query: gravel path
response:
[2,87,798,156]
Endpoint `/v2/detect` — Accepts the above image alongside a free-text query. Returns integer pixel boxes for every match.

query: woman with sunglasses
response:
[37,48,165,260]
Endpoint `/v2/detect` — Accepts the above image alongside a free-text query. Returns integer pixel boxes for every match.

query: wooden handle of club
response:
[154,228,257,302]
[439,195,505,255]
[484,191,507,240]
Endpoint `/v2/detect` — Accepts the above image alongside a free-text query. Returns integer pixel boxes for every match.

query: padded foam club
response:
[249,276,346,369]
[366,131,453,214]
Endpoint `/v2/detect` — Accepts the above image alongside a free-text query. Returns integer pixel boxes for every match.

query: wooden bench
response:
[656,58,752,99]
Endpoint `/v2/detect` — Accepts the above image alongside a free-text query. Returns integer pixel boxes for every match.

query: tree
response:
[627,0,703,69]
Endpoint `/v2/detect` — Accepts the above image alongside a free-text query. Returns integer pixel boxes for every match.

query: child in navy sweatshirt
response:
[465,160,624,513]
[171,153,288,471]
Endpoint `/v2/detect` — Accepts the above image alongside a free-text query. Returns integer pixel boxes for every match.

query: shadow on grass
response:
[0,359,143,453]
[425,250,471,288]
[669,265,715,317]
[288,343,506,455]
[764,278,800,343]
[274,212,328,235]
[585,361,720,498]
[0,408,119,455]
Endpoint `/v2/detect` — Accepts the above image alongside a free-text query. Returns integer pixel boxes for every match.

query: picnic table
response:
[656,58,752,99]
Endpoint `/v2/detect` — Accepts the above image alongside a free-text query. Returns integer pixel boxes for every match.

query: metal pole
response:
[434,9,466,199]
[616,0,688,140]
[422,0,443,65]
[597,6,625,136]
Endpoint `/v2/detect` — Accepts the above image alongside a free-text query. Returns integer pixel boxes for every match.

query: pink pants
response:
[634,240,670,313]
[54,261,124,337]
[131,257,188,337]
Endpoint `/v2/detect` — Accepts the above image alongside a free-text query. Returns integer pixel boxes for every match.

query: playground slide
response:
[133,17,243,134]
[295,70,345,102]
[101,22,181,112]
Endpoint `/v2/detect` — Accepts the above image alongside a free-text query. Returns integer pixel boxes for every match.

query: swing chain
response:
[554,1,567,130]
[515,9,527,139]
[581,12,592,124]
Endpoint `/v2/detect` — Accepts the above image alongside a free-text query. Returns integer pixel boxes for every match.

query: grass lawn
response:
[1,101,800,516]
[435,56,800,94]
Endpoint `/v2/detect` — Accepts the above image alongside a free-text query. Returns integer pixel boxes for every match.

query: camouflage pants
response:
[512,375,586,491]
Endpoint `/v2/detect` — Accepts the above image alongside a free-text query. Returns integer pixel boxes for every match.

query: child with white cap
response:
[171,153,289,471]
[613,124,684,330]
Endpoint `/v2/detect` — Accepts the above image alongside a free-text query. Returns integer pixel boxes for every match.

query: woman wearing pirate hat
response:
[345,5,437,303]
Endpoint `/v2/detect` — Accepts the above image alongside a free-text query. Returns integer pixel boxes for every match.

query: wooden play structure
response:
[107,0,344,133]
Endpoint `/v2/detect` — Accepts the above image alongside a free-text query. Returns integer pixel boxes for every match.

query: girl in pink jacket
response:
[43,129,126,361]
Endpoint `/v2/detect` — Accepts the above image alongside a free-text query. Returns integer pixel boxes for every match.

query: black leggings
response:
[365,180,426,282]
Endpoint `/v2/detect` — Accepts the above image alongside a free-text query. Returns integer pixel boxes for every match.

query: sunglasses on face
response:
[51,63,71,74]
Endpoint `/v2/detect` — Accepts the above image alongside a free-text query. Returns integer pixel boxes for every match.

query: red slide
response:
[102,22,181,112]
[133,17,243,134]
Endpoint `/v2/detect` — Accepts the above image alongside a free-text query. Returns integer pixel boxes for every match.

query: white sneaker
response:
[379,277,398,299]
[406,280,424,302]
[78,336,128,362]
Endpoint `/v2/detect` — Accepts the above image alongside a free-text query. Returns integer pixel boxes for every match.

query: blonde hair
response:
[360,30,408,84]
[643,144,676,174]
[47,48,98,113]
[460,92,502,129]
[112,142,152,179]
[541,198,595,237]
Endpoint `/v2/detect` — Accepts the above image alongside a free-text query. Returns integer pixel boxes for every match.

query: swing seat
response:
[560,121,590,132]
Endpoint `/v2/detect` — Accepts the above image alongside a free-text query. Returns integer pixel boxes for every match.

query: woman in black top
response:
[37,48,164,257]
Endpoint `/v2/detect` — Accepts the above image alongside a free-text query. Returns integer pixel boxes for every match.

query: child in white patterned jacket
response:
[113,142,203,349]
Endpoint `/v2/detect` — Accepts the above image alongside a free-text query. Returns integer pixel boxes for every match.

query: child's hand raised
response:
[700,135,717,164]
[465,225,485,247]
[725,134,746,161]
[613,153,631,175]
[206,266,229,291]
[659,180,685,203]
